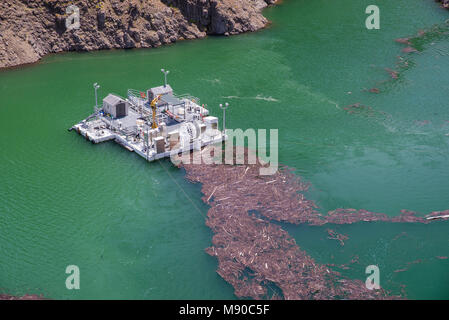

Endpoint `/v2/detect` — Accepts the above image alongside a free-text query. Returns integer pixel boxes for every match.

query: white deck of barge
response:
[71,83,227,163]
[73,121,227,161]
[72,115,226,162]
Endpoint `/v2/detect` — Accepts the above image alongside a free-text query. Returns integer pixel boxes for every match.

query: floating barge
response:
[70,75,226,162]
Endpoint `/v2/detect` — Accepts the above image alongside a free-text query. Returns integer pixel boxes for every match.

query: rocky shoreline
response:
[437,0,449,9]
[0,0,278,69]
[0,294,45,300]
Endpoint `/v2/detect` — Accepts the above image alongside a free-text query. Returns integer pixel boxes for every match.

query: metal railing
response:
[175,92,200,105]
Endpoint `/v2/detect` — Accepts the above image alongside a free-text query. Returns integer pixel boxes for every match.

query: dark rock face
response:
[437,0,449,9]
[162,0,271,35]
[0,294,45,300]
[0,0,277,69]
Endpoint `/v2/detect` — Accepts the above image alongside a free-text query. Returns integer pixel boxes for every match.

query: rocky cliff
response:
[0,0,277,69]
[0,294,45,300]
[437,0,449,9]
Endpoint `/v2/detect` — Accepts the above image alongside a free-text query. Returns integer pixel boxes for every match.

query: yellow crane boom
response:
[150,94,162,129]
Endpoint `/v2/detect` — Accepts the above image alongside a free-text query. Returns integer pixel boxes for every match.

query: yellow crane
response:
[150,94,162,129]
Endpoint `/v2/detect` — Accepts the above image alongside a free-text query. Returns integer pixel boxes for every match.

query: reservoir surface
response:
[0,0,448,299]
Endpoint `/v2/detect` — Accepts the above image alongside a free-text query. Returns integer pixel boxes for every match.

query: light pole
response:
[161,69,170,87]
[93,83,100,112]
[219,103,229,134]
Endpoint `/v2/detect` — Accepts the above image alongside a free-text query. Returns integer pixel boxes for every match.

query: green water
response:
[0,0,448,299]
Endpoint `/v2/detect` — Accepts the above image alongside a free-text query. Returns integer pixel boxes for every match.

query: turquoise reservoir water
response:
[0,0,448,299]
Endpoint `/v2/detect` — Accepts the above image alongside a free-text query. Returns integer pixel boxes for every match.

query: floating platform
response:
[71,82,226,162]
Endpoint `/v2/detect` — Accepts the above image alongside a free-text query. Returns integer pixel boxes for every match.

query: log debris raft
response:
[180,148,447,299]
[326,229,349,246]
[181,148,448,299]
